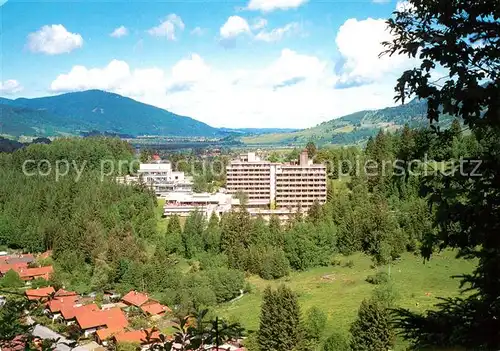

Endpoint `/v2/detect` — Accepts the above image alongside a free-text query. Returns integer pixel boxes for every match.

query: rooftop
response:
[113,328,162,344]
[121,290,150,307]
[25,286,56,300]
[141,302,171,316]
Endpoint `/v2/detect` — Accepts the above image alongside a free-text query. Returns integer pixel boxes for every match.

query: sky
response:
[0,0,419,129]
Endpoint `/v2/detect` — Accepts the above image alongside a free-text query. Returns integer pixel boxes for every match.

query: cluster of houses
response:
[26,287,171,347]
[0,252,53,281]
[25,287,244,350]
[1,251,244,351]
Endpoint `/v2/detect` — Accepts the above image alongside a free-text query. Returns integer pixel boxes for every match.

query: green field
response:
[215,250,475,348]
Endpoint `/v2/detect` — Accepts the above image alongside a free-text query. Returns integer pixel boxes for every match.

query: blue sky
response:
[0,0,417,128]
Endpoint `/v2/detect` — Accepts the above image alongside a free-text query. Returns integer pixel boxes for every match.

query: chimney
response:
[299,150,309,166]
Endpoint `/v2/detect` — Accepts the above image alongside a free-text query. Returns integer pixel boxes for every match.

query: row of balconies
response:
[227,173,271,177]
[227,181,270,184]
[227,177,271,180]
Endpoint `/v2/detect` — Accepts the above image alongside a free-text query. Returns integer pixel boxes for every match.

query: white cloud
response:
[247,0,308,12]
[26,24,83,55]
[48,32,414,129]
[335,17,415,84]
[220,16,251,39]
[167,54,211,92]
[255,22,300,42]
[251,18,268,30]
[148,14,185,40]
[50,59,166,97]
[110,26,128,38]
[0,80,23,95]
[190,27,205,36]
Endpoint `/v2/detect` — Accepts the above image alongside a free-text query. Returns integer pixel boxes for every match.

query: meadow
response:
[215,250,475,349]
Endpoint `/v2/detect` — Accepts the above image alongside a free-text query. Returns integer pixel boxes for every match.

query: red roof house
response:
[47,296,80,314]
[75,307,128,337]
[25,286,56,301]
[0,262,28,275]
[141,302,171,316]
[18,266,53,281]
[113,329,162,345]
[61,303,99,321]
[121,291,150,307]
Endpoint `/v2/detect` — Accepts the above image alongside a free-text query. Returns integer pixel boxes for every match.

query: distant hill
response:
[219,128,300,135]
[241,99,454,146]
[0,90,220,138]
[0,136,51,153]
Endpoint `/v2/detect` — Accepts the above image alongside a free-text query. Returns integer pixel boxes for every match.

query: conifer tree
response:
[182,210,205,259]
[269,215,284,248]
[258,285,302,351]
[165,215,183,254]
[350,298,395,351]
[307,200,322,224]
[203,212,221,253]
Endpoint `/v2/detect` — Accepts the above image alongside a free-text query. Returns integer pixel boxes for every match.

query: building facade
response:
[115,158,193,196]
[226,151,327,213]
[137,161,193,195]
[163,191,233,218]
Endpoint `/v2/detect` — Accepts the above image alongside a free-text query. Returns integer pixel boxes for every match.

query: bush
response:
[343,260,354,268]
[330,258,342,266]
[305,306,327,340]
[0,269,24,288]
[366,271,389,285]
[322,332,350,351]
[260,248,290,280]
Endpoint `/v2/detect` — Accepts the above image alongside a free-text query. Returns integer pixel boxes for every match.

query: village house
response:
[62,304,100,326]
[98,328,163,350]
[17,266,53,281]
[25,286,55,301]
[121,290,171,317]
[75,307,128,337]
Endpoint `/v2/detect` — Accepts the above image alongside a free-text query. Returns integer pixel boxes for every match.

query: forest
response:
[0,120,485,350]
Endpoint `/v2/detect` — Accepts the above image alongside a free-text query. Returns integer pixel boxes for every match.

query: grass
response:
[215,250,475,348]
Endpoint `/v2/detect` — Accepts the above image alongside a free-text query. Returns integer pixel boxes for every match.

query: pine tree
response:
[165,215,183,254]
[306,142,317,158]
[268,215,284,248]
[182,210,205,259]
[203,212,221,253]
[350,298,395,351]
[258,285,302,351]
[307,200,322,224]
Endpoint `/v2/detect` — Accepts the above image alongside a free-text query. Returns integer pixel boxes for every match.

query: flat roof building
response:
[137,160,193,195]
[115,157,193,196]
[163,191,232,218]
[226,151,327,213]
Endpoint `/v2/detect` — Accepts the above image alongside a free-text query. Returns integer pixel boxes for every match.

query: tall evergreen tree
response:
[165,215,183,254]
[306,141,317,158]
[269,215,284,249]
[182,210,205,259]
[350,298,395,351]
[258,285,302,351]
[203,212,221,253]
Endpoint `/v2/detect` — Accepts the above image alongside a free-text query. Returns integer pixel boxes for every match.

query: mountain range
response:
[241,98,453,146]
[0,90,219,137]
[0,90,446,145]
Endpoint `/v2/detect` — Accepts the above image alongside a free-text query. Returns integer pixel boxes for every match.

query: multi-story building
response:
[163,191,233,218]
[275,152,327,210]
[226,151,327,214]
[137,161,193,195]
[226,152,274,208]
[115,158,193,196]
